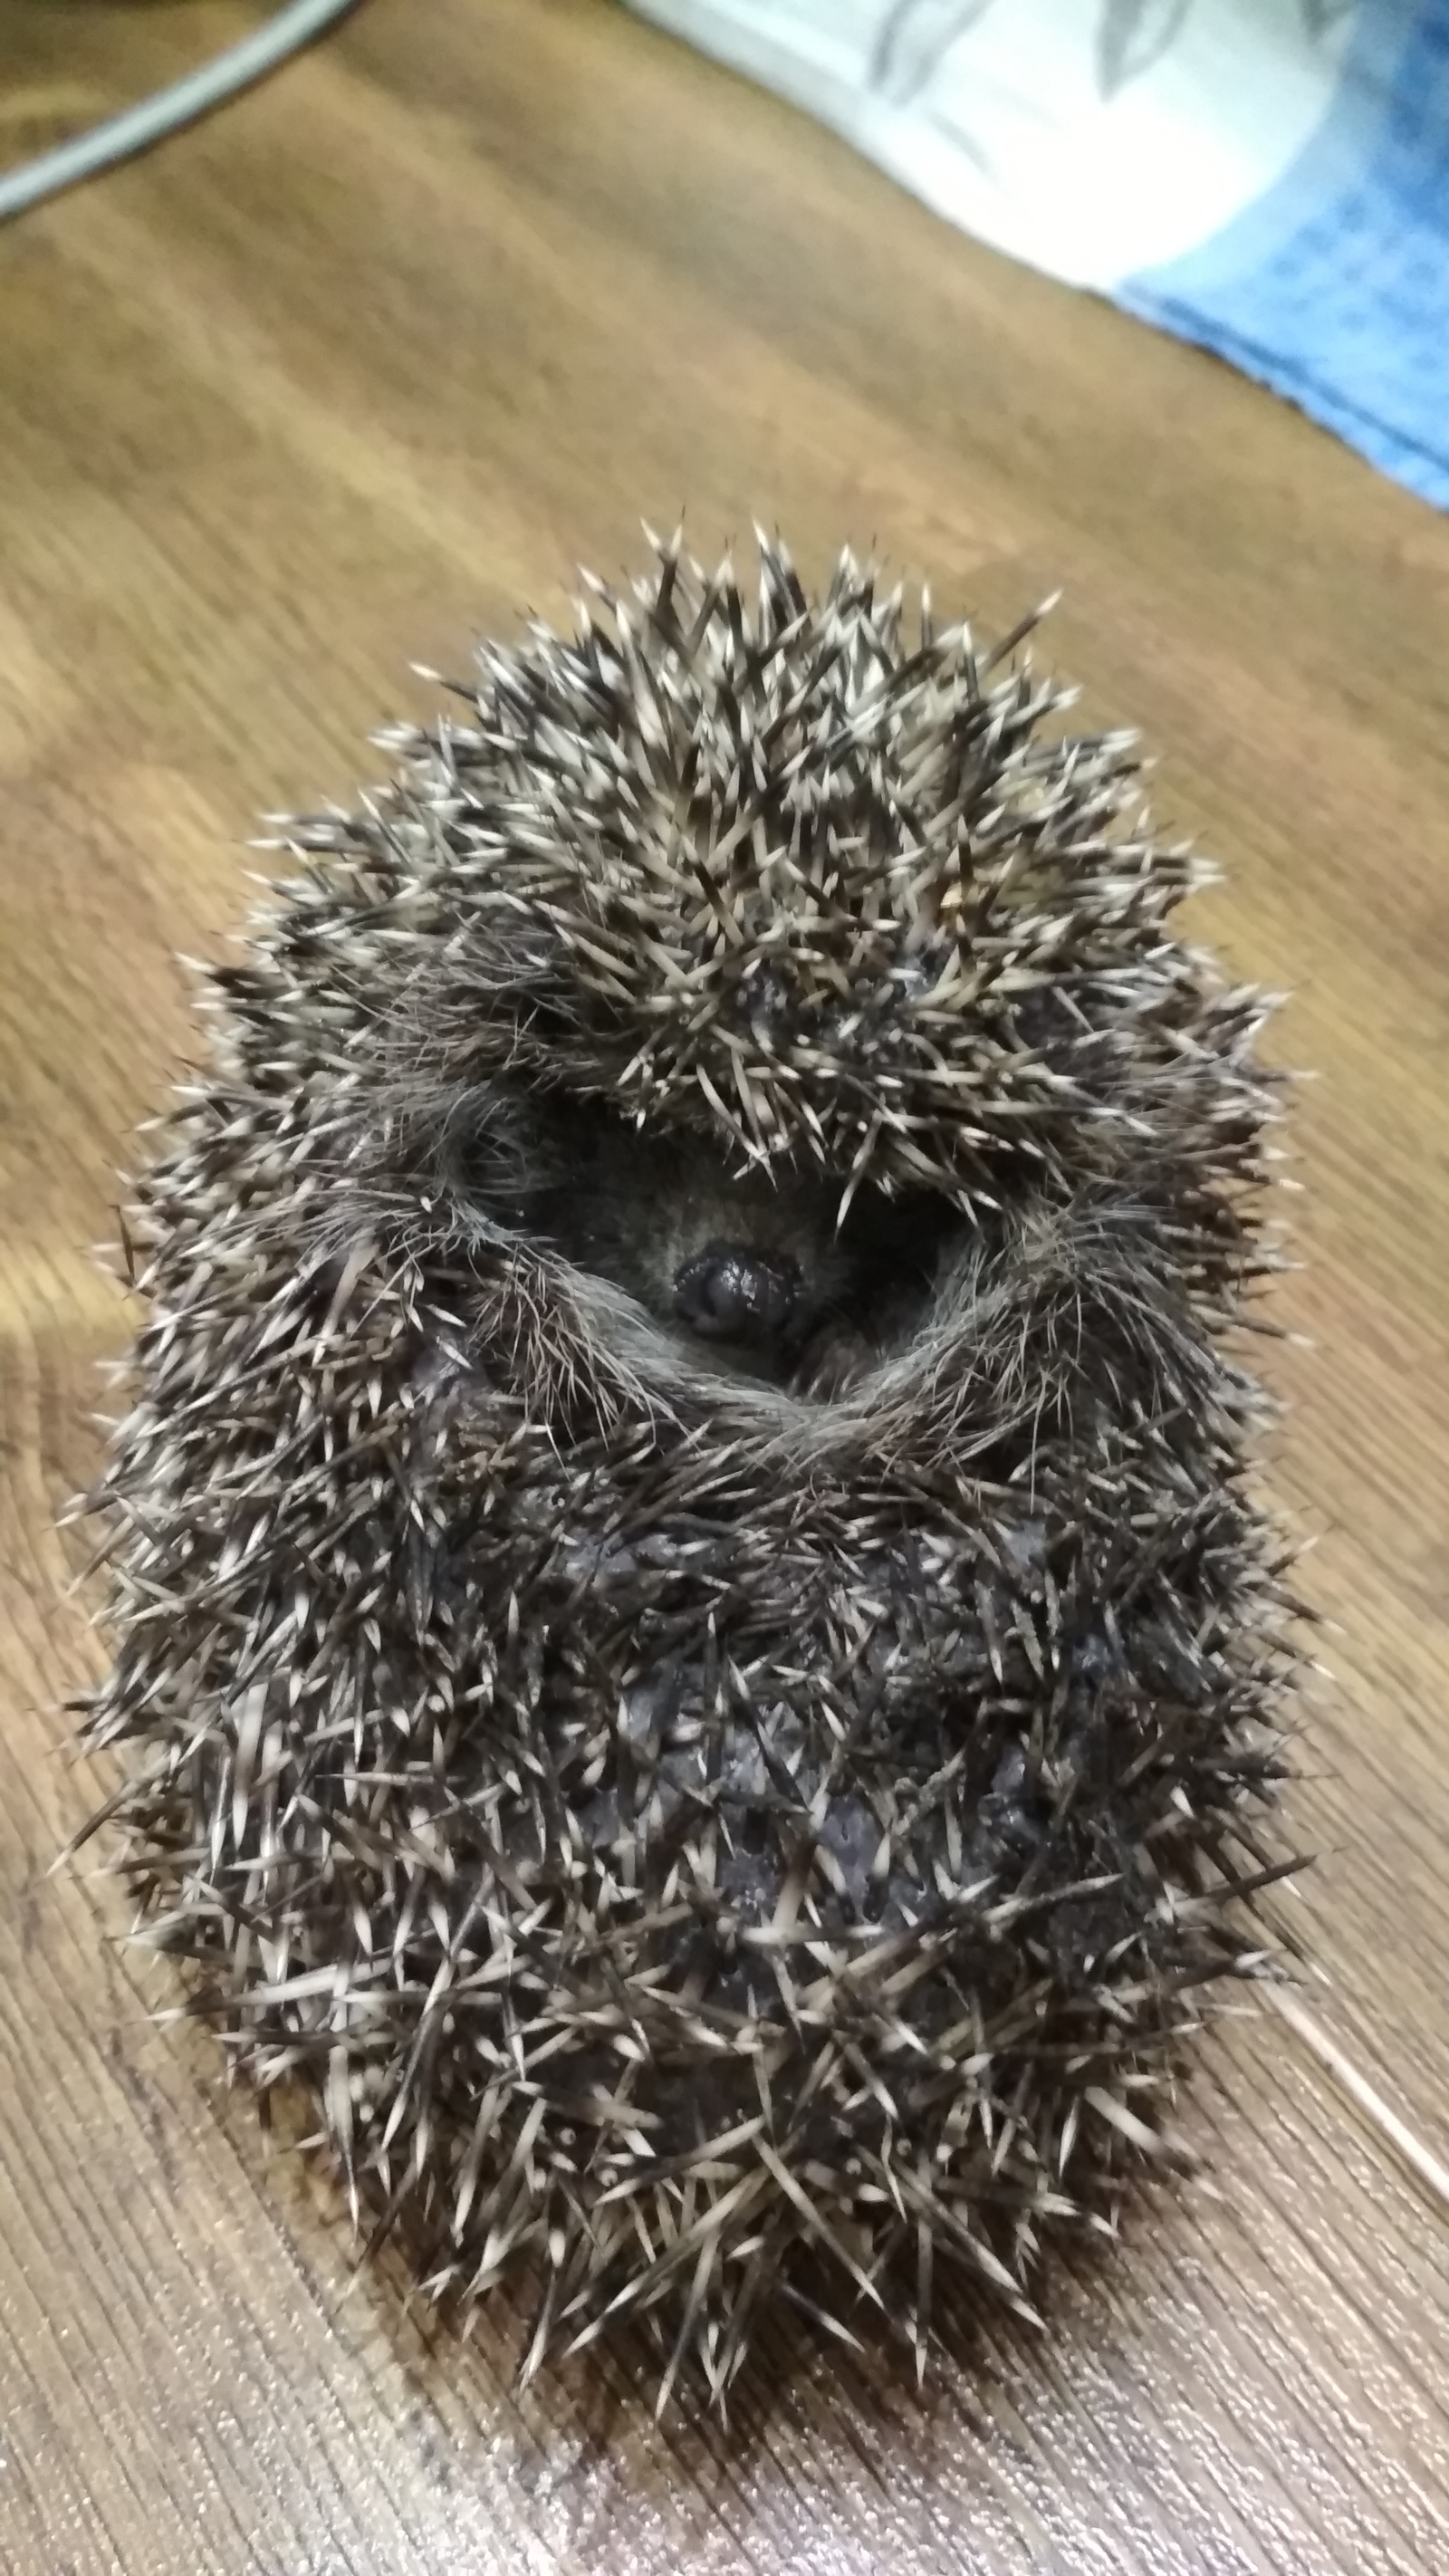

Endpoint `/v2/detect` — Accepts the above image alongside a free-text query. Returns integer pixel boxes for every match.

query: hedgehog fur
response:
[75,533,1297,2409]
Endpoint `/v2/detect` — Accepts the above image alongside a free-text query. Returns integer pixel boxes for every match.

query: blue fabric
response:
[1119,1,1449,508]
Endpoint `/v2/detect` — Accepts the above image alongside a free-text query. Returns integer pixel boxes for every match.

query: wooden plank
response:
[1,4,1447,2569]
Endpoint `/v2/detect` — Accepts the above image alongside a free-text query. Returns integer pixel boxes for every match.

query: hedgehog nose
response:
[673,1245,801,1343]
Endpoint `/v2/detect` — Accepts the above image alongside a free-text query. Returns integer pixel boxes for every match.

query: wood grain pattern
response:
[2,5,1447,2569]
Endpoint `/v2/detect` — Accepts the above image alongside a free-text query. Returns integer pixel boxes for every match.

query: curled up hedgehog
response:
[73,533,1300,2411]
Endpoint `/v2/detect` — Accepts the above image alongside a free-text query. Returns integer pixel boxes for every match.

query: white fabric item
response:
[629,0,1356,290]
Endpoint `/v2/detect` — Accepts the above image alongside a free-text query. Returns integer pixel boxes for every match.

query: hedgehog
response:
[72,532,1299,2411]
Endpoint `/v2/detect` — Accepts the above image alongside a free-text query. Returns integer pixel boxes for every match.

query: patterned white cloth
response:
[630,0,1449,510]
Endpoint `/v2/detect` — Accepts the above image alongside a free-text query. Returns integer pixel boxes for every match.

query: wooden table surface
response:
[3,5,1448,2570]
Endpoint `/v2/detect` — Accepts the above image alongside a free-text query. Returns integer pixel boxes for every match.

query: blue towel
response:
[1121,1,1449,509]
[630,0,1449,512]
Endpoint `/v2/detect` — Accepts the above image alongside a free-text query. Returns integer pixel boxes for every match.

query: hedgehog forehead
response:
[523,721,976,1028]
[488,775,999,1188]
[552,828,959,997]
[437,539,1163,1193]
[533,818,957,1014]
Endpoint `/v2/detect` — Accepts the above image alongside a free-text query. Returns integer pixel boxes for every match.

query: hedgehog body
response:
[79,537,1294,2407]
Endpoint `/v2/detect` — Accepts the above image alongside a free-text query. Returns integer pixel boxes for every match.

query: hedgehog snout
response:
[673,1244,802,1344]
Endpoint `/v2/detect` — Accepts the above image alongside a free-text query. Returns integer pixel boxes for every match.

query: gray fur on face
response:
[436,1087,955,1391]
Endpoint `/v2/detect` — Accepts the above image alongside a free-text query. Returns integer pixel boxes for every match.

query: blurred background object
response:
[630,0,1449,507]
[0,0,357,220]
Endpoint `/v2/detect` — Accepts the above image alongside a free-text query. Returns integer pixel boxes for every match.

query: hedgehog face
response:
[374,536,1251,1428]
[444,1085,960,1395]
[415,537,1209,1227]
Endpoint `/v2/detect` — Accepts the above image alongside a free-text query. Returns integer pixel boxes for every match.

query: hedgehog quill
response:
[73,533,1300,2411]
